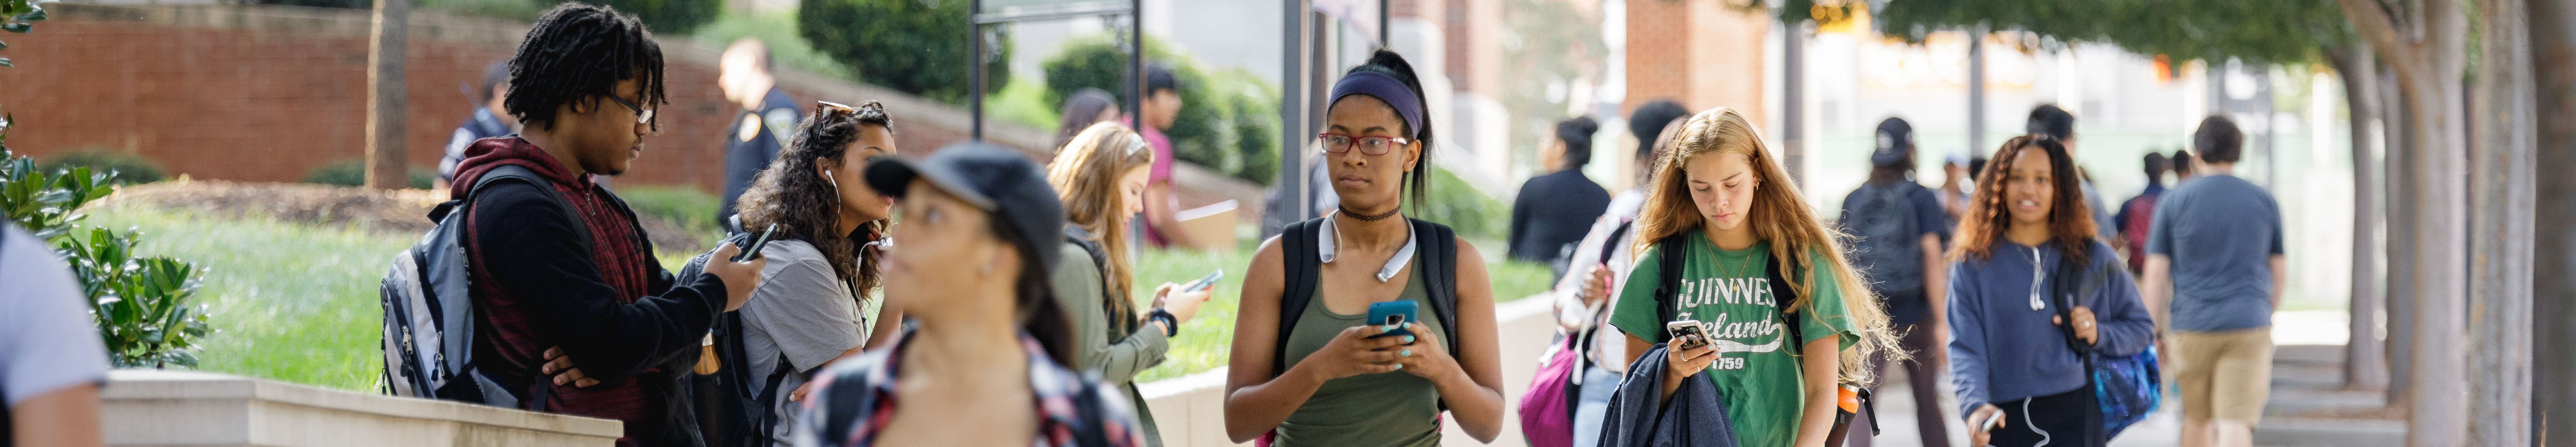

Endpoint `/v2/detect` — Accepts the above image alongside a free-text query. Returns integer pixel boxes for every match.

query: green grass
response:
[987,78,1063,132]
[84,203,1561,389]
[87,205,404,392]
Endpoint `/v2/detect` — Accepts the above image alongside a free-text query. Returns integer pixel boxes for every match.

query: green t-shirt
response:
[1608,233,1857,447]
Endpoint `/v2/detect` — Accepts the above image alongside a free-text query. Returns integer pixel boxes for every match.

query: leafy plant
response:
[44,150,168,185]
[799,0,1010,104]
[60,226,211,368]
[0,116,214,368]
[1,0,50,67]
[1414,167,1508,241]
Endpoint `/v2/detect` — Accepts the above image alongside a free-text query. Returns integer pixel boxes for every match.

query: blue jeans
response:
[1573,364,1620,447]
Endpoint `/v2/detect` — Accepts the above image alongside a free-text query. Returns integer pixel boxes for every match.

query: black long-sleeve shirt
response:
[1508,169,1612,264]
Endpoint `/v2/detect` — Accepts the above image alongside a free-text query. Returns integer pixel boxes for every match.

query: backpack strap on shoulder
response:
[2051,242,2094,357]
[470,165,591,249]
[1764,253,1806,356]
[1410,218,1462,356]
[1651,235,1687,326]
[1272,218,1324,378]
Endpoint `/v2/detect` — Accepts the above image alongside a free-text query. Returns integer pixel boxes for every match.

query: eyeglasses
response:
[604,94,657,131]
[1316,133,1408,156]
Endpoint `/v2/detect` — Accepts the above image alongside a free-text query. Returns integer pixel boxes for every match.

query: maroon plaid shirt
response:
[454,137,663,445]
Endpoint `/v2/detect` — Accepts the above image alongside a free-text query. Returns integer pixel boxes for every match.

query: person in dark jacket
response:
[1835,117,1952,447]
[451,5,768,445]
[1597,344,1737,447]
[1946,136,2154,447]
[440,61,518,185]
[1508,116,1613,275]
[718,37,801,232]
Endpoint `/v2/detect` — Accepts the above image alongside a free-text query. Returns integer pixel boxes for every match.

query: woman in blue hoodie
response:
[1945,135,2155,447]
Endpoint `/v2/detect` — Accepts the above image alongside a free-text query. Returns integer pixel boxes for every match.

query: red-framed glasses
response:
[1316,133,1410,156]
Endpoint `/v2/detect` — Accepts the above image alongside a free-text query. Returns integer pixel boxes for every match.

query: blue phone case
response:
[1365,300,1418,339]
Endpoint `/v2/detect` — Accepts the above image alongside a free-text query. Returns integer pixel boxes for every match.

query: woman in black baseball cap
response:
[790,142,1148,447]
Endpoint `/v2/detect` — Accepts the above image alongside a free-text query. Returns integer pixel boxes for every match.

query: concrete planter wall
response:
[100,369,622,447]
[1138,296,1561,447]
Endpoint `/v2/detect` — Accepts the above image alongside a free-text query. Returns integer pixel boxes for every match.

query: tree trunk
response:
[2530,0,2576,442]
[2380,61,2416,407]
[2333,0,2471,444]
[2465,0,2535,445]
[364,0,408,190]
[2327,44,2389,392]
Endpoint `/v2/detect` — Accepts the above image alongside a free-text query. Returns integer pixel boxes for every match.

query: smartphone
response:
[732,223,779,262]
[1181,270,1224,292]
[1666,320,1712,352]
[1974,409,2006,432]
[1365,300,1418,339]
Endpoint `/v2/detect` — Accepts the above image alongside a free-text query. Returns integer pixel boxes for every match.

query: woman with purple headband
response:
[1219,49,1508,447]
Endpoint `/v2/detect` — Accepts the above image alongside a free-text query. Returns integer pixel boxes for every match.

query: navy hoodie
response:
[1945,240,2153,416]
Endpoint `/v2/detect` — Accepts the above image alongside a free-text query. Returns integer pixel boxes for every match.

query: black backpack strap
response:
[1598,221,1632,265]
[1411,218,1462,356]
[1764,253,1806,356]
[1063,226,1118,331]
[1650,235,1687,326]
[2050,242,2095,357]
[1272,219,1323,377]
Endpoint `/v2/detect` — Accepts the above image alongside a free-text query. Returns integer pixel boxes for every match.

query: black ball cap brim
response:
[861,142,1067,274]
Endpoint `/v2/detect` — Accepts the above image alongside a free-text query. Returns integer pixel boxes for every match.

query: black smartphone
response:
[733,223,779,262]
[1666,320,1711,352]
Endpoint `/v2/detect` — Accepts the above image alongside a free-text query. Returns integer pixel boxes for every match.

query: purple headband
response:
[1327,70,1424,140]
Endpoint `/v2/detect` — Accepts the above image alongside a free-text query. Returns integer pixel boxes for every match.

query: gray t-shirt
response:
[738,240,872,445]
[2,224,112,406]
[2146,174,2284,332]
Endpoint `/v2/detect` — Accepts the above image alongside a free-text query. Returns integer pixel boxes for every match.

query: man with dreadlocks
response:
[446,4,768,445]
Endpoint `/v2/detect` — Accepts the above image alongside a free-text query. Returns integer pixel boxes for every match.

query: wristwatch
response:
[1148,309,1180,337]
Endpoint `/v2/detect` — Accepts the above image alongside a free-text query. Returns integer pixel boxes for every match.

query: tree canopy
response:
[1866,0,2351,65]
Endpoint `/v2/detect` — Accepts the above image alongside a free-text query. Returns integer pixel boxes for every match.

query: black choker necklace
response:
[1339,205,1400,221]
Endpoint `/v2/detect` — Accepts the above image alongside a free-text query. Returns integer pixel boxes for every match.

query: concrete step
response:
[2251,416,2407,447]
[2264,387,2388,416]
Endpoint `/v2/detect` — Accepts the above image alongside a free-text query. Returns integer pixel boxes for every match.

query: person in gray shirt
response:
[2142,116,2284,447]
[727,100,907,444]
[3,223,112,446]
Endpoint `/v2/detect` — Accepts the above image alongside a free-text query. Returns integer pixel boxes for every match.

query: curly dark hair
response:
[504,3,667,131]
[1951,135,2098,267]
[736,100,895,299]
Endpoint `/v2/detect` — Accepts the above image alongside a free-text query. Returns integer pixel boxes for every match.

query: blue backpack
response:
[2046,244,2161,438]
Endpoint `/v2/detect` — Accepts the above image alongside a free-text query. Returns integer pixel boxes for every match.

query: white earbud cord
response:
[2024,398,2052,447]
[2028,246,2046,311]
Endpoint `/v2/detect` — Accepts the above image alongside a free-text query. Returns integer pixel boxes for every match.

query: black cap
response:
[863,142,1067,273]
[1872,118,1912,167]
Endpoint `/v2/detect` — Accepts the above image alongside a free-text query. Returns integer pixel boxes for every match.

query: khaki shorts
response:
[2170,327,2274,424]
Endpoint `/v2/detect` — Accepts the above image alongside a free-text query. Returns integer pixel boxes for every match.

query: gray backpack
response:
[378,165,577,411]
[1843,182,1926,293]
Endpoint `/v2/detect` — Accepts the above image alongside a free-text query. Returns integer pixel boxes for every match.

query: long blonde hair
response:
[1631,107,1905,386]
[1045,121,1156,332]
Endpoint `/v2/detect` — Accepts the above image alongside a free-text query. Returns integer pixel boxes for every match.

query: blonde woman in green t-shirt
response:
[1608,107,1905,447]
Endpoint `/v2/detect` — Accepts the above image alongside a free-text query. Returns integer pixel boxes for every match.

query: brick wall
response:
[1622,0,1767,127]
[0,4,991,192]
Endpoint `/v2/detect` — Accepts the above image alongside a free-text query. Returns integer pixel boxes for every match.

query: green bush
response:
[691,9,854,82]
[800,0,1010,104]
[43,150,167,185]
[1414,167,1507,241]
[1,118,213,368]
[1041,36,1280,185]
[303,159,434,190]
